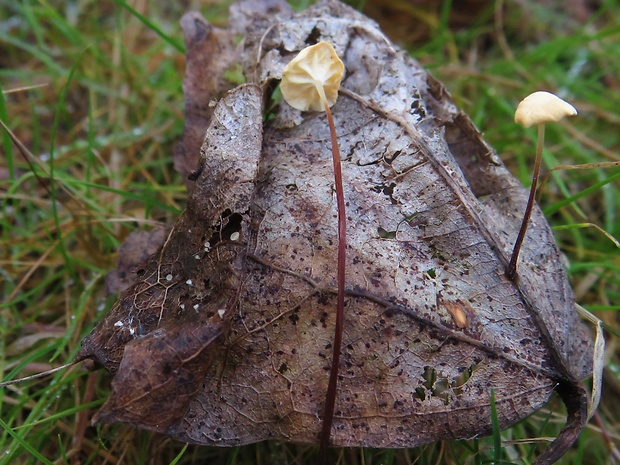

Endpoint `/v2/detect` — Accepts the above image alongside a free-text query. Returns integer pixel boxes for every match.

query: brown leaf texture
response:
[105,226,170,295]
[173,12,241,187]
[77,1,593,461]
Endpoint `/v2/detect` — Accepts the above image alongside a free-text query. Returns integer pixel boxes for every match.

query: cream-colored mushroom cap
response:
[514,91,577,128]
[281,41,345,112]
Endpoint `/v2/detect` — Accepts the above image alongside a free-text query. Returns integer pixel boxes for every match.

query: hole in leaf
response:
[378,227,397,239]
[209,211,244,246]
[305,26,321,45]
[263,81,282,123]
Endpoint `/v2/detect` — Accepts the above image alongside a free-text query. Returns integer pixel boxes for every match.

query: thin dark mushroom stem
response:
[318,100,346,464]
[507,123,545,280]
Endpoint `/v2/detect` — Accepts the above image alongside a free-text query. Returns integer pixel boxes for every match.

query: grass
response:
[1,0,619,463]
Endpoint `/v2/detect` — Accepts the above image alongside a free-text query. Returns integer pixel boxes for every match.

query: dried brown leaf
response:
[78,2,593,462]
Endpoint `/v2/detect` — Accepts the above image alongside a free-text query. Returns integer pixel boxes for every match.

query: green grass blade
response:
[115,0,185,53]
[544,170,620,215]
[169,443,189,465]
[0,417,55,465]
[48,52,88,282]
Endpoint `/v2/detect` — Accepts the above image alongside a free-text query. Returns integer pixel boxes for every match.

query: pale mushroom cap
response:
[281,41,345,112]
[514,91,577,128]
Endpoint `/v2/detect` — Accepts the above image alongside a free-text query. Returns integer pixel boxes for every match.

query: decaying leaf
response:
[173,12,240,187]
[77,1,593,463]
[105,226,170,294]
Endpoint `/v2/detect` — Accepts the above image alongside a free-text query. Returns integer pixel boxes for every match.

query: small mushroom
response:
[281,41,344,112]
[507,91,577,280]
[281,41,346,461]
[514,91,577,127]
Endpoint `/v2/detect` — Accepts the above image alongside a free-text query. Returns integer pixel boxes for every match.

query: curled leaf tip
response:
[281,41,345,112]
[514,91,577,128]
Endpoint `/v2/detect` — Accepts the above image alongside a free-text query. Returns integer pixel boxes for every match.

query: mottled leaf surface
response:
[78,1,593,462]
